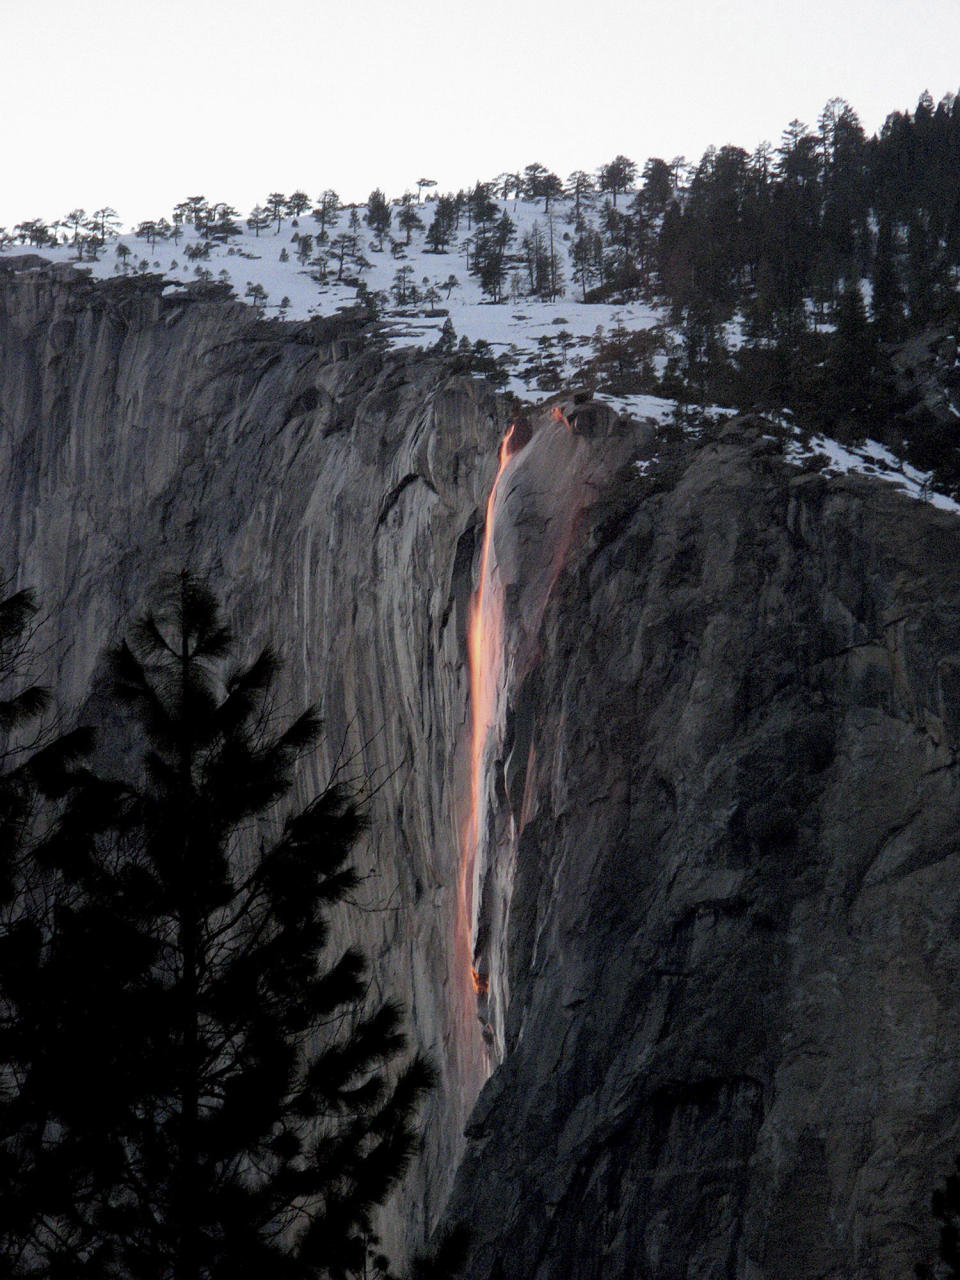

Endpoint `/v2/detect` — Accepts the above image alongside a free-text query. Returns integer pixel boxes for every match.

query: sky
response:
[3,0,960,230]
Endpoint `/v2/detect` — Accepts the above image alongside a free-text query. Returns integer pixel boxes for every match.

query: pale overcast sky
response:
[3,0,959,228]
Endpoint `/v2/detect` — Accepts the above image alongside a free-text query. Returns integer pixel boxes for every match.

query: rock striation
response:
[0,263,501,1254]
[3,264,960,1278]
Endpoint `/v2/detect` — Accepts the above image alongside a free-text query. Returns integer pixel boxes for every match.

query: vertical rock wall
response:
[444,424,960,1280]
[0,266,505,1255]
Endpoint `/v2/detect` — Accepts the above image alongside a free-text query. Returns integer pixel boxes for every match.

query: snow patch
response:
[787,432,960,513]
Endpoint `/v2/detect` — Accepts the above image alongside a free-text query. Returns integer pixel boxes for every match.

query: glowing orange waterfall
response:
[463,425,519,989]
[454,401,603,1072]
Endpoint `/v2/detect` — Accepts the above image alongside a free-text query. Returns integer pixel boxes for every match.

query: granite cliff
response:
[3,263,960,1279]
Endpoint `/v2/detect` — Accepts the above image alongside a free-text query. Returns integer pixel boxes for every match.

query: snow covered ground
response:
[5,195,670,409]
[785,433,960,514]
[4,193,958,514]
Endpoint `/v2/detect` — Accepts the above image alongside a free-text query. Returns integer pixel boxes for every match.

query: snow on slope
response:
[785,433,960,513]
[4,195,959,514]
[4,195,676,419]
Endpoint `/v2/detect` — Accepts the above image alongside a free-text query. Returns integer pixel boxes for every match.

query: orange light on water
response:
[498,422,520,463]
[462,425,519,993]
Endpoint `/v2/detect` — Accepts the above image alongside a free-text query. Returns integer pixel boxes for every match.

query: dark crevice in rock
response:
[375,472,439,532]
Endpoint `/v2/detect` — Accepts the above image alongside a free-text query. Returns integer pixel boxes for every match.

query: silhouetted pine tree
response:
[918,1157,960,1280]
[872,216,906,342]
[0,589,51,888]
[822,278,877,435]
[7,573,435,1279]
[365,189,392,250]
[0,586,95,1277]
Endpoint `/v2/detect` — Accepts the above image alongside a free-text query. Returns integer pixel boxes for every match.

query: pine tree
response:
[597,155,637,207]
[638,158,673,217]
[523,164,562,210]
[397,198,424,246]
[465,182,497,231]
[0,587,94,904]
[285,192,311,220]
[821,277,876,436]
[473,212,514,303]
[571,227,603,301]
[266,193,287,234]
[425,198,457,254]
[246,206,271,238]
[8,573,435,1279]
[136,220,170,252]
[0,591,50,783]
[0,587,95,1277]
[206,206,241,244]
[565,171,594,219]
[312,191,341,241]
[918,1158,960,1280]
[871,216,905,342]
[62,209,87,251]
[365,190,392,251]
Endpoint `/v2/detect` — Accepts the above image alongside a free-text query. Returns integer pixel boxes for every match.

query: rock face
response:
[3,265,960,1279]
[0,265,501,1253]
[446,424,960,1279]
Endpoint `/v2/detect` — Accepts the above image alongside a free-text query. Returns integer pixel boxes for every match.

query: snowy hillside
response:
[3,194,678,422]
[5,191,959,515]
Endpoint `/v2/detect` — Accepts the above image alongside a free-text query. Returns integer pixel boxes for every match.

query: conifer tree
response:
[871,216,905,342]
[7,573,435,1279]
[62,209,87,250]
[565,170,594,220]
[365,190,392,251]
[0,587,95,1277]
[824,277,875,432]
[918,1157,960,1280]
[266,192,288,234]
[0,590,51,826]
[397,198,424,246]
[312,191,341,241]
[597,155,637,207]
[425,198,457,254]
[285,191,311,220]
[246,206,271,238]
